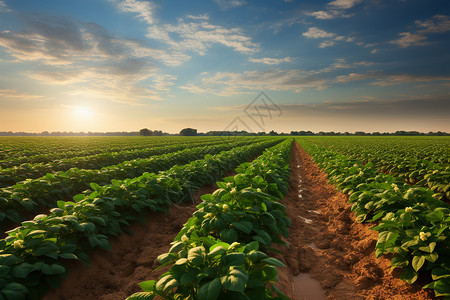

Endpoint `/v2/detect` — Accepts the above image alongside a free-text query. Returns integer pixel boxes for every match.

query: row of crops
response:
[0,138,262,230]
[0,137,248,168]
[0,137,284,299]
[126,139,293,300]
[297,137,450,298]
[301,136,450,201]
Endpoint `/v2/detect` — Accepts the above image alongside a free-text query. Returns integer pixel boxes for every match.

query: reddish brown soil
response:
[273,141,436,300]
[43,184,218,300]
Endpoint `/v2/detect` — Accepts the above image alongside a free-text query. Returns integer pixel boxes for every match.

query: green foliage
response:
[127,139,293,300]
[0,138,283,298]
[0,138,266,230]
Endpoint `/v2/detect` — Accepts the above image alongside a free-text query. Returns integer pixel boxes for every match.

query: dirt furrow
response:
[274,141,435,300]
[43,184,218,300]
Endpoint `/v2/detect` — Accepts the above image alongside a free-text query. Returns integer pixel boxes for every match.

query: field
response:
[0,136,448,300]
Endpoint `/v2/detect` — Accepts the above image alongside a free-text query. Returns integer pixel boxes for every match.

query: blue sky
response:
[0,0,449,133]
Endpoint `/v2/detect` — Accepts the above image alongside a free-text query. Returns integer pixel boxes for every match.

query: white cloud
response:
[114,0,155,24]
[152,74,177,91]
[306,0,359,20]
[110,1,258,56]
[307,9,352,19]
[391,15,450,48]
[319,41,336,48]
[303,28,356,48]
[303,27,335,38]
[185,14,209,20]
[0,89,45,100]
[145,19,258,55]
[391,32,427,48]
[0,0,10,13]
[249,57,292,65]
[335,72,450,86]
[214,0,246,10]
[328,0,361,9]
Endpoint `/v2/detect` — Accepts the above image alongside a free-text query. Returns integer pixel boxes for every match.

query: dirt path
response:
[274,141,436,300]
[43,184,218,300]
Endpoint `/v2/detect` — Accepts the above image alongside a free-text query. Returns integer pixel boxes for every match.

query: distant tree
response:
[180,128,197,136]
[139,128,151,136]
[268,130,278,136]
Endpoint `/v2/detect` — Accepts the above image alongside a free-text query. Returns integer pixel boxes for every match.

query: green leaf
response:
[412,255,426,272]
[400,267,418,284]
[0,265,10,277]
[221,267,248,292]
[41,264,66,275]
[198,278,222,300]
[223,253,245,267]
[180,268,199,285]
[1,282,28,300]
[59,253,78,260]
[220,228,238,243]
[73,194,85,202]
[419,242,436,253]
[125,292,154,300]
[169,241,184,253]
[0,254,21,265]
[263,257,286,267]
[138,280,156,292]
[188,246,205,266]
[90,182,100,190]
[231,221,252,234]
[208,246,227,258]
[430,268,450,280]
[11,263,35,279]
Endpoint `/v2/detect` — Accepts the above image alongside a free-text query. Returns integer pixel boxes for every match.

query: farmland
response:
[0,136,448,299]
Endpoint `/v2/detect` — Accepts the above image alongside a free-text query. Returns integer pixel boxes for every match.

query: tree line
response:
[0,129,448,137]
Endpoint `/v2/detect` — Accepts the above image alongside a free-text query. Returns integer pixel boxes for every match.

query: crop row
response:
[302,137,450,201]
[297,139,450,298]
[0,139,259,231]
[0,136,185,162]
[0,139,282,299]
[127,139,293,300]
[0,138,239,188]
[0,137,232,166]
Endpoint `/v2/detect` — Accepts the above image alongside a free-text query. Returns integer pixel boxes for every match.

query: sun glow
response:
[74,106,92,118]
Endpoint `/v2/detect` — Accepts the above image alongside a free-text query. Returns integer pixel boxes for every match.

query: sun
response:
[74,106,92,118]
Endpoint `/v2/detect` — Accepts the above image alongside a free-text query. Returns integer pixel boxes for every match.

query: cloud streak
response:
[302,27,355,48]
[249,57,292,65]
[391,15,450,48]
[0,0,10,13]
[0,13,185,104]
[214,0,246,10]
[306,0,360,20]
[110,1,258,55]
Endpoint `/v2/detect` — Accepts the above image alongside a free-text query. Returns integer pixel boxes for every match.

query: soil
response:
[273,141,436,300]
[43,184,218,300]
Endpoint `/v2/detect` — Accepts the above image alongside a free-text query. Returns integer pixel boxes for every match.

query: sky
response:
[0,0,449,134]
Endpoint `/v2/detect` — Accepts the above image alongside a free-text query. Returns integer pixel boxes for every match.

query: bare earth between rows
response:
[44,142,436,300]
